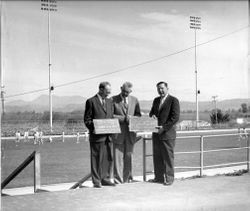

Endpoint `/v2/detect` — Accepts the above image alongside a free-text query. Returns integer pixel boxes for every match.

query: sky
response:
[1,0,249,103]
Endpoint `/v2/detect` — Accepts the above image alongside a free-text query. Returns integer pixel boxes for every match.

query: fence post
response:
[62,131,65,142]
[247,134,250,173]
[34,151,41,193]
[200,135,204,177]
[238,128,241,148]
[143,137,146,182]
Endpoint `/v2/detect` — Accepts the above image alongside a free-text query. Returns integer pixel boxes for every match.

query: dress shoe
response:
[114,179,122,185]
[148,178,163,183]
[128,179,137,183]
[123,176,134,183]
[101,180,116,186]
[163,180,174,186]
[123,179,132,183]
[93,183,102,188]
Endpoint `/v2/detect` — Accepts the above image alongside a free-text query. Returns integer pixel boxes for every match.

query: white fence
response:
[142,129,250,181]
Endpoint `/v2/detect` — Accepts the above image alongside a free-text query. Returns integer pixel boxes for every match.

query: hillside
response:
[5,95,250,113]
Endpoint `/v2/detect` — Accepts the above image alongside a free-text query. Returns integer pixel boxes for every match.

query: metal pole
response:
[195,28,199,128]
[238,127,241,148]
[212,96,218,124]
[0,0,3,117]
[190,16,201,129]
[0,0,3,197]
[200,135,204,177]
[34,152,41,192]
[215,99,217,124]
[247,134,250,173]
[48,2,52,132]
[143,138,146,182]
[1,91,4,116]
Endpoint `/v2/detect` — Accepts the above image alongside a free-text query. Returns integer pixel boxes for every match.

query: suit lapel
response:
[154,97,161,116]
[95,95,107,113]
[159,95,171,114]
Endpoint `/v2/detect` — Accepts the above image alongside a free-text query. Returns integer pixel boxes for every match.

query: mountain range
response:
[5,95,250,113]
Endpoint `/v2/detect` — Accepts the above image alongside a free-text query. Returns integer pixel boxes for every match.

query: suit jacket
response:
[84,94,114,142]
[112,94,141,144]
[149,95,180,140]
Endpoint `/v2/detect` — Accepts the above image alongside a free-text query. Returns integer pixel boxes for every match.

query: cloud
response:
[57,11,191,51]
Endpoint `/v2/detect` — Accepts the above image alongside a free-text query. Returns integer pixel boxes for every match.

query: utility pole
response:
[190,16,201,128]
[212,95,218,124]
[41,0,57,132]
[0,0,4,118]
[0,0,3,198]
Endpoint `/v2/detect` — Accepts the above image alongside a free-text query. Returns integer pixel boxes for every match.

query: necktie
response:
[159,97,164,110]
[102,98,106,111]
[124,97,128,109]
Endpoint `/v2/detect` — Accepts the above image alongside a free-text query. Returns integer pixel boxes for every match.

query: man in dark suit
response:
[112,82,141,183]
[149,81,180,186]
[84,81,115,188]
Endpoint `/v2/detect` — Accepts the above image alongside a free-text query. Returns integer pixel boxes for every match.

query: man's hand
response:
[151,115,157,119]
[125,115,131,124]
[155,126,164,134]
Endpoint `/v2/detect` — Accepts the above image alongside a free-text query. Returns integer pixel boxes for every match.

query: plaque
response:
[93,119,121,134]
[129,116,158,132]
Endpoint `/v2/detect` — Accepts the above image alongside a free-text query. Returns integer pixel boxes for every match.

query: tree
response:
[241,103,248,113]
[41,111,50,122]
[210,109,230,124]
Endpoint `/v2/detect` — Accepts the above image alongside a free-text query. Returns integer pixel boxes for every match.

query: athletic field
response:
[1,129,249,189]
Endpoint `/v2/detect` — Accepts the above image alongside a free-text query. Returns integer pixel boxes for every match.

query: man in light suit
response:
[84,81,115,188]
[112,82,141,183]
[149,81,180,186]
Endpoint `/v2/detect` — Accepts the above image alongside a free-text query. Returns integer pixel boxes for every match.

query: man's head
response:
[98,81,111,98]
[156,81,168,97]
[120,82,133,98]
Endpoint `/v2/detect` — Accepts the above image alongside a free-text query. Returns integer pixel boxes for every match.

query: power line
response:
[5,88,48,99]
[55,25,249,89]
[5,25,249,99]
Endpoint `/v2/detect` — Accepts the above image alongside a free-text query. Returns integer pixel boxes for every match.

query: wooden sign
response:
[93,119,121,134]
[129,116,158,132]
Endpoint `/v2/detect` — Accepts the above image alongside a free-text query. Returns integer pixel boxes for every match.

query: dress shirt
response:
[159,94,168,110]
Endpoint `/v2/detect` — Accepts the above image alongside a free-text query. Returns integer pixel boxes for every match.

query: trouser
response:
[152,133,175,182]
[113,139,134,183]
[90,138,113,185]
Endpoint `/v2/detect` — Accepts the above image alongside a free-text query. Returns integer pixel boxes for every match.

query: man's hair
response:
[156,81,168,88]
[121,81,133,90]
[99,81,111,90]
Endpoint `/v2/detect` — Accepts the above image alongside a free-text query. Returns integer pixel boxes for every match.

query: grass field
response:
[1,130,249,189]
[0,112,213,137]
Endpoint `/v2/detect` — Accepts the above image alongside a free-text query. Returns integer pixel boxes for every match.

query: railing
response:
[2,130,249,191]
[142,132,250,181]
[70,173,92,189]
[1,151,41,193]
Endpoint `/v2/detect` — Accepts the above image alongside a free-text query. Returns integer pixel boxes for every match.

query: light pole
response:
[0,0,3,193]
[0,0,4,117]
[41,0,57,132]
[212,95,218,124]
[190,16,201,128]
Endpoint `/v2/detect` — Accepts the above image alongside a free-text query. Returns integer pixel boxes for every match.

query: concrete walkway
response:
[2,173,250,211]
[2,165,248,196]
